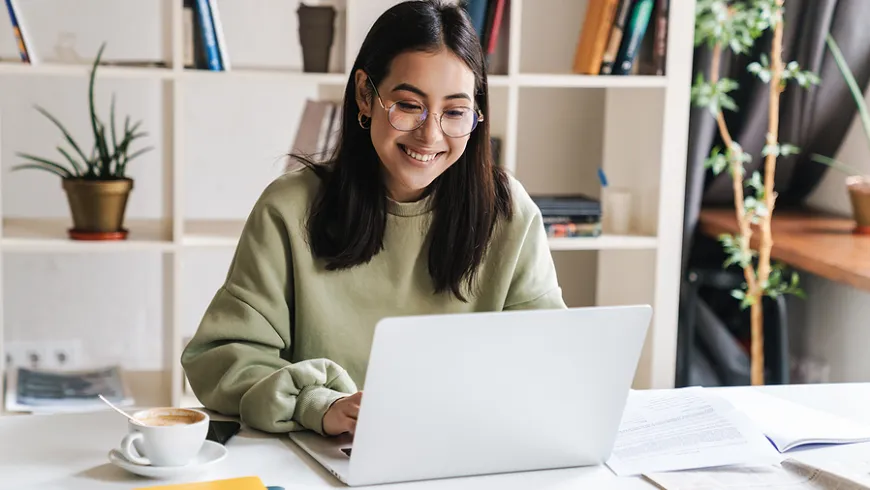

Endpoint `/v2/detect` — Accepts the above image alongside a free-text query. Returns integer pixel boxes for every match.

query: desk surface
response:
[3,383,870,490]
[698,207,870,292]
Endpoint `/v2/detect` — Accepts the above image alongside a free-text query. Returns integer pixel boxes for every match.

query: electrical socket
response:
[5,340,82,370]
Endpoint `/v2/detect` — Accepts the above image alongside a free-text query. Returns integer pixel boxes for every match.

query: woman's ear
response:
[354,69,372,117]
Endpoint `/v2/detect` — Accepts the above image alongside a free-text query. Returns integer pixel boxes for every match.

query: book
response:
[193,0,222,71]
[572,0,620,75]
[599,0,634,74]
[651,0,669,75]
[714,388,870,452]
[3,0,38,64]
[207,0,230,71]
[612,0,654,75]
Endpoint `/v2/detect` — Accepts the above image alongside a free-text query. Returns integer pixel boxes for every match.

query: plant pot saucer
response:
[68,228,129,241]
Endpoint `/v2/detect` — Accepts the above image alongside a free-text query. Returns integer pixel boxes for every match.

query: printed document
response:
[605,387,781,476]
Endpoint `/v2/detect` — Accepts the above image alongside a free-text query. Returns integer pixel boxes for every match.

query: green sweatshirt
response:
[181,167,566,435]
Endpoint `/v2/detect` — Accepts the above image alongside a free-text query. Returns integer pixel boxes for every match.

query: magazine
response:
[4,365,134,413]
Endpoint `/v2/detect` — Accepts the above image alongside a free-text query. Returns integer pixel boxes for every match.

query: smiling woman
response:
[180,0,567,439]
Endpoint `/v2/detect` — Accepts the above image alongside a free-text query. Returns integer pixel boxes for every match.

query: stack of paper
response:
[605,387,782,476]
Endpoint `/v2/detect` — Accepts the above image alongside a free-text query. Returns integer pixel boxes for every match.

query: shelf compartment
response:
[181,68,347,85]
[1,218,173,252]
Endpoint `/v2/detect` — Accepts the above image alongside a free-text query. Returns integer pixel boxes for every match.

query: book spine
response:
[194,0,222,71]
[207,0,230,70]
[464,0,489,40]
[652,0,669,75]
[4,0,31,63]
[599,0,634,75]
[612,0,654,75]
[572,0,620,75]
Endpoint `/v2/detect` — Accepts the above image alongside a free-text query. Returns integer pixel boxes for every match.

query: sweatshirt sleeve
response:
[504,208,568,310]
[181,188,357,435]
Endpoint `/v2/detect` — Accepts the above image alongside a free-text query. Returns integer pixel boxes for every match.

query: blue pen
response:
[598,168,609,187]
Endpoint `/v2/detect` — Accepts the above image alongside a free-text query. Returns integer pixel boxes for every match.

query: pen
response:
[598,168,609,188]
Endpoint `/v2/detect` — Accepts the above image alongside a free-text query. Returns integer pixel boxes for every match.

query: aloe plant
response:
[12,43,152,180]
[810,34,870,176]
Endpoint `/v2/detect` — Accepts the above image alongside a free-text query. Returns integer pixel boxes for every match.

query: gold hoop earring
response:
[357,112,371,129]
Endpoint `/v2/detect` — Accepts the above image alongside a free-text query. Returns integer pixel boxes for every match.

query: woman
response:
[181,0,566,437]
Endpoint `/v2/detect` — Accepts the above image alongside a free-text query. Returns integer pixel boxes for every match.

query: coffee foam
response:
[135,408,205,427]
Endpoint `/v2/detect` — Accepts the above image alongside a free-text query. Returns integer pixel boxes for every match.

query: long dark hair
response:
[293,0,513,301]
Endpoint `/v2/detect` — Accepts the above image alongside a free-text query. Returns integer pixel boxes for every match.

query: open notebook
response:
[715,388,870,452]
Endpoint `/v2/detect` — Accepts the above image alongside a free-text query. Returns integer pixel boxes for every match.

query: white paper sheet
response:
[713,388,870,452]
[605,387,782,476]
[645,459,870,490]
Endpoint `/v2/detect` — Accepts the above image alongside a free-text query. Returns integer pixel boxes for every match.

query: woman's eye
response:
[444,108,470,119]
[396,102,423,113]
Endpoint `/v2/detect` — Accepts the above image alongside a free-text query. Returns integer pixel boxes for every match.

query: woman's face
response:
[356,49,478,202]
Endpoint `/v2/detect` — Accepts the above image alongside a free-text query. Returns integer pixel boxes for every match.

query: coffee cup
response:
[119,407,209,466]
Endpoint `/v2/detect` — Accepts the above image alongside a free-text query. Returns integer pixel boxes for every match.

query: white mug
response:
[119,407,209,466]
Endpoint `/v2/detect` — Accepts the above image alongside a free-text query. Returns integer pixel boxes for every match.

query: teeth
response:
[402,145,438,162]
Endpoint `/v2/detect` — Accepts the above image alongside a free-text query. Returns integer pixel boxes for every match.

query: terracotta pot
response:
[847,175,870,235]
[62,178,133,240]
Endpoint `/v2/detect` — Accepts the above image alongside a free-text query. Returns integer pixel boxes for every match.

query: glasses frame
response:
[366,75,484,138]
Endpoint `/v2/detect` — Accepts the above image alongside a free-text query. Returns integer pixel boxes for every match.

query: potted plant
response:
[691,0,818,385]
[810,34,870,235]
[12,43,151,240]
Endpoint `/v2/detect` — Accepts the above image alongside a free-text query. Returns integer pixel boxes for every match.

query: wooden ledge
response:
[698,207,870,292]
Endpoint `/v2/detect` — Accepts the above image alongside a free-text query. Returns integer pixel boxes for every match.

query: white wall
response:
[0,1,330,370]
[791,85,870,383]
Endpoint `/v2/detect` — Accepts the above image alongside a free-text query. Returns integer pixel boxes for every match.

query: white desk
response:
[2,383,870,490]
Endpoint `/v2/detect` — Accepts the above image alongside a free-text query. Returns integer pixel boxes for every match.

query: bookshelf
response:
[0,0,695,412]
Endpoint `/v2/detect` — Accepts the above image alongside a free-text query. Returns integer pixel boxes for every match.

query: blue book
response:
[4,0,32,63]
[613,0,654,75]
[194,0,222,70]
[463,0,488,41]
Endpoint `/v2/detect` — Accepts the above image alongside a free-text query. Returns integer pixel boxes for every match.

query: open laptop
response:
[288,305,652,486]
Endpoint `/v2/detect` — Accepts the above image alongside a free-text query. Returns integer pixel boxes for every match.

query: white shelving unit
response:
[0,0,695,412]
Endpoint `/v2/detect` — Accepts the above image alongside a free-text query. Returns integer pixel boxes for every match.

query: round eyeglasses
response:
[368,77,483,138]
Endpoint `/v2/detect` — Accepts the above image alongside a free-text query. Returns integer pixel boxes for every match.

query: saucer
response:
[108,440,228,479]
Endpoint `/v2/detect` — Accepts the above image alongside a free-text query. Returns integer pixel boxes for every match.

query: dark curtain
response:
[677,0,870,385]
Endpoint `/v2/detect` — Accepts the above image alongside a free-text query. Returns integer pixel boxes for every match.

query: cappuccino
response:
[140,414,198,426]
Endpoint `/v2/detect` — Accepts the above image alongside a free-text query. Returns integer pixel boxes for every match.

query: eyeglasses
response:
[367,76,483,138]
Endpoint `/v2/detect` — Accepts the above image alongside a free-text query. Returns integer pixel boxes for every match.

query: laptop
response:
[288,305,652,486]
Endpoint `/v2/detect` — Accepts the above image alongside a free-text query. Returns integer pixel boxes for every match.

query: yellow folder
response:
[135,476,267,490]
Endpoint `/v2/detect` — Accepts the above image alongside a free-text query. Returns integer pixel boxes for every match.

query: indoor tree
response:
[691,0,818,385]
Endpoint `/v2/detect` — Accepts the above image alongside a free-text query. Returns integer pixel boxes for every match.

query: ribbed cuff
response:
[295,386,348,435]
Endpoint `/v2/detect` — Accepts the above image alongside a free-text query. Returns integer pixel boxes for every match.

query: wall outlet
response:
[5,340,82,370]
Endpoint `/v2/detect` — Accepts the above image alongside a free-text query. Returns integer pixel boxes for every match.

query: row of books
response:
[573,0,668,76]
[461,0,507,68]
[184,0,230,71]
[2,0,230,70]
[532,194,602,238]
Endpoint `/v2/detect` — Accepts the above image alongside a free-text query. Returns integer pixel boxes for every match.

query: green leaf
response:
[780,144,800,156]
[826,33,870,152]
[719,233,755,269]
[33,105,90,164]
[15,152,74,178]
[761,144,779,157]
[810,153,862,175]
[747,171,765,198]
[704,147,729,175]
[11,163,69,178]
[56,147,84,177]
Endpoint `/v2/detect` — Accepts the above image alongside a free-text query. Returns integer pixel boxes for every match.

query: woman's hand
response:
[323,391,362,436]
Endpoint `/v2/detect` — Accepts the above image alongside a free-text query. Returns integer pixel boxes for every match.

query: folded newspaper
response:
[4,365,134,413]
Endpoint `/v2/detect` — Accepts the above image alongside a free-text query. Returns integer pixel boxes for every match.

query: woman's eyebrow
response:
[391,82,472,101]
